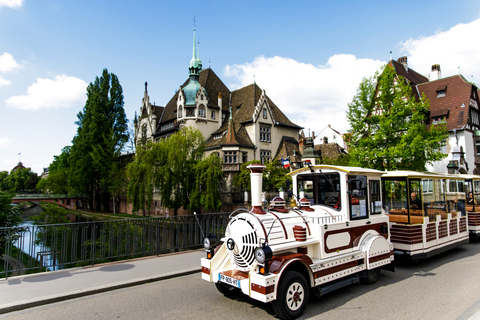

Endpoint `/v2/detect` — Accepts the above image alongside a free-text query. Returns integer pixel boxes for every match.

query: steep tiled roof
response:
[230,83,301,129]
[314,143,347,159]
[204,124,254,149]
[418,75,475,130]
[388,59,429,85]
[274,136,301,162]
[157,68,231,129]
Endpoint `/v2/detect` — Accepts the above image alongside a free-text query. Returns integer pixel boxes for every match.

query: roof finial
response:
[390,51,392,60]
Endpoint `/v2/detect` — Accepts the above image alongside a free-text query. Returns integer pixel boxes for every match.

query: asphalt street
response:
[2,242,480,320]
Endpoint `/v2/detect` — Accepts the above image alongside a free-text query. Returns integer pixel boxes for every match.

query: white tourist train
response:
[201,164,394,319]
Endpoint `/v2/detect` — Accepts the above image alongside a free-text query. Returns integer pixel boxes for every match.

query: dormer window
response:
[263,108,267,119]
[178,106,183,118]
[436,85,447,98]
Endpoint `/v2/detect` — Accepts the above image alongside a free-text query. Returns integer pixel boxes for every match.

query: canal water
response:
[15,205,94,271]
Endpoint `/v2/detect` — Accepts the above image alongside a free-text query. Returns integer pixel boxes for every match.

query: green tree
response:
[264,160,291,192]
[234,160,261,191]
[127,127,222,215]
[69,69,129,211]
[0,171,9,191]
[2,167,40,193]
[234,159,290,192]
[126,144,155,216]
[347,64,447,171]
[37,146,71,194]
[0,192,22,255]
[189,154,223,212]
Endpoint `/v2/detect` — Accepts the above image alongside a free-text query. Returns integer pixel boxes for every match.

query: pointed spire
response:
[189,17,202,77]
[223,105,239,145]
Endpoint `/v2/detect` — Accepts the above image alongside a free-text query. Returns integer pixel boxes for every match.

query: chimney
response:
[247,164,266,214]
[397,56,408,71]
[218,92,222,129]
[431,64,442,80]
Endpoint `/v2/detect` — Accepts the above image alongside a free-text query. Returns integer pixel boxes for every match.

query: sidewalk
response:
[0,249,205,314]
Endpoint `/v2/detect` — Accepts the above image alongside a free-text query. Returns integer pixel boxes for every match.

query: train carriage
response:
[382,171,469,260]
[201,164,394,320]
[459,174,480,241]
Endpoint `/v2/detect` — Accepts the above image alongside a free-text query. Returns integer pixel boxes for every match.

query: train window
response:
[348,175,368,219]
[370,180,382,214]
[297,173,341,210]
[382,179,407,213]
[445,179,466,217]
[424,178,447,221]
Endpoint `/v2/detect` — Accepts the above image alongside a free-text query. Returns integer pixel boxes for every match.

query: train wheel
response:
[360,267,380,285]
[215,282,241,297]
[272,271,309,320]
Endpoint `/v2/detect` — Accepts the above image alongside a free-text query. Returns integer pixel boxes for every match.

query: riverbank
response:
[71,209,145,221]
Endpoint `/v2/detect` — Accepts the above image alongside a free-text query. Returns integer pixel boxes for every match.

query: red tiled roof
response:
[418,75,474,130]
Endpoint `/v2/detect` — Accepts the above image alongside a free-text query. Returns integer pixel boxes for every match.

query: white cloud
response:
[0,52,20,73]
[224,55,384,133]
[5,75,88,110]
[0,0,23,8]
[0,52,20,87]
[401,18,480,83]
[0,137,11,148]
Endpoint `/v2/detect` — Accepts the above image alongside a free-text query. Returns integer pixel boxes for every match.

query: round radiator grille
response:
[225,215,260,272]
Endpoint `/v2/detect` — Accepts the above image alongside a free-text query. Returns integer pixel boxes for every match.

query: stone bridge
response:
[12,194,83,210]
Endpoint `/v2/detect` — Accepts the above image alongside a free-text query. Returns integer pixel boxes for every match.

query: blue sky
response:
[1,0,479,174]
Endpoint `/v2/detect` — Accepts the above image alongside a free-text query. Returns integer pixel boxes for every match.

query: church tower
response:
[177,26,208,130]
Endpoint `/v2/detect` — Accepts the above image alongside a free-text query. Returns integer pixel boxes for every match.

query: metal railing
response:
[0,213,230,278]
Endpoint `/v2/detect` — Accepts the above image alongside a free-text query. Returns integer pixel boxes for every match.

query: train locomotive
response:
[201,164,394,319]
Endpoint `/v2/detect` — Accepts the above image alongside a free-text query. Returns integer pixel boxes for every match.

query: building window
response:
[263,108,267,119]
[142,124,147,140]
[178,106,183,118]
[441,139,447,154]
[471,110,479,127]
[222,112,226,122]
[199,106,206,118]
[211,111,215,120]
[260,126,271,143]
[161,121,174,131]
[476,140,480,154]
[260,150,271,164]
[436,88,446,98]
[224,151,237,164]
[242,152,248,163]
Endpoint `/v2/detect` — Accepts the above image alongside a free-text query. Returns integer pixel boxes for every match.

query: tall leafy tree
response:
[2,167,39,193]
[347,64,447,171]
[69,69,129,211]
[127,127,222,215]
[37,146,71,194]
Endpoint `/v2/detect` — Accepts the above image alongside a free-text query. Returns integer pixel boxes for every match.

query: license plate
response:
[218,273,241,288]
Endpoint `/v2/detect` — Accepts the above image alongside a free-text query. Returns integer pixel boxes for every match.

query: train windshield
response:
[297,172,341,210]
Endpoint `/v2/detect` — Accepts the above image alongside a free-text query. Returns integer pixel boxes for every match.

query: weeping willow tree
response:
[127,127,223,216]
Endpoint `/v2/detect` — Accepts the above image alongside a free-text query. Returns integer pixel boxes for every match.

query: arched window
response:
[199,105,206,118]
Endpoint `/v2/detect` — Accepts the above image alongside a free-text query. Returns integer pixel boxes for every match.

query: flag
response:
[281,157,290,168]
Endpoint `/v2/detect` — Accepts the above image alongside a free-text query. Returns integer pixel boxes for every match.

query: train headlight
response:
[203,235,217,249]
[254,245,272,265]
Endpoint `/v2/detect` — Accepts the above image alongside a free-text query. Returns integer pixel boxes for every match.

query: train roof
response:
[383,170,455,179]
[288,165,385,177]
